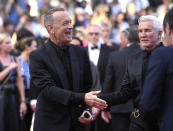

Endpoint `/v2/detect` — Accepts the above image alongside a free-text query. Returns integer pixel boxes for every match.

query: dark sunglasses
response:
[88,32,99,36]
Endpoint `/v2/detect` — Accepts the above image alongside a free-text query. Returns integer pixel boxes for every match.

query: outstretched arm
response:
[98,71,139,106]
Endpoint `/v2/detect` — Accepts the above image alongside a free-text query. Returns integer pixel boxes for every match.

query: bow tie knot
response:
[91,45,98,50]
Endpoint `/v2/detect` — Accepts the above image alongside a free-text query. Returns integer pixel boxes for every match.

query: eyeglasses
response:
[88,32,100,36]
[123,28,130,36]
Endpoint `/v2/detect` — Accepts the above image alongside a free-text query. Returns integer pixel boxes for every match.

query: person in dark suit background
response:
[86,24,116,86]
[137,8,173,131]
[29,8,107,131]
[70,36,101,92]
[101,26,140,131]
[86,24,116,131]
[87,24,117,85]
[98,15,163,131]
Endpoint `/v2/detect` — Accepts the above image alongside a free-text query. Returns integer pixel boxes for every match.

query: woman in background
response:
[0,32,27,131]
[17,36,37,131]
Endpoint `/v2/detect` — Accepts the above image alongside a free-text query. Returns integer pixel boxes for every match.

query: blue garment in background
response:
[18,57,30,89]
[6,0,27,26]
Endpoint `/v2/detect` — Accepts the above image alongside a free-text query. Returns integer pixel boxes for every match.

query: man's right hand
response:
[84,91,107,110]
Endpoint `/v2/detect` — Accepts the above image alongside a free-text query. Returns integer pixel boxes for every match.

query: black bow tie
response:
[91,45,98,50]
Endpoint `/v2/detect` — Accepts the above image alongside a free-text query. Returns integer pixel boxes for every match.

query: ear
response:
[158,30,163,39]
[46,24,54,34]
[166,23,172,35]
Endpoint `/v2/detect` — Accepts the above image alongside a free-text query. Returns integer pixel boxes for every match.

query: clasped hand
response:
[78,107,100,124]
[78,91,107,124]
[84,91,107,110]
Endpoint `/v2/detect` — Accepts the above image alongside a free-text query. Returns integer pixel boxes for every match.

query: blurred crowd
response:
[0,0,173,131]
[0,0,172,46]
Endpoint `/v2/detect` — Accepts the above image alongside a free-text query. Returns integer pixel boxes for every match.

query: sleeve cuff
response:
[70,92,85,105]
[30,99,37,106]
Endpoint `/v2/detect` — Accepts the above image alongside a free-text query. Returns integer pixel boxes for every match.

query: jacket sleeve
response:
[102,53,114,93]
[99,70,138,106]
[140,49,166,112]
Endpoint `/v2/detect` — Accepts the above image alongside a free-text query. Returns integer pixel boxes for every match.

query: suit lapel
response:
[97,44,104,68]
[69,45,79,91]
[137,53,143,76]
[85,46,89,56]
[45,43,70,90]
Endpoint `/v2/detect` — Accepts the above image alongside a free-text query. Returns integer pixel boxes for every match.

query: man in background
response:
[138,8,173,131]
[102,26,140,131]
[98,15,163,131]
[86,24,116,131]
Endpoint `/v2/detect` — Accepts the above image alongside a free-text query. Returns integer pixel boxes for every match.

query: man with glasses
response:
[86,24,115,131]
[86,24,115,86]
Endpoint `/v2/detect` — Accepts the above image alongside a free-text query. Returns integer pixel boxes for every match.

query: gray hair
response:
[100,22,111,30]
[121,28,130,37]
[87,24,101,33]
[138,15,162,31]
[44,8,65,30]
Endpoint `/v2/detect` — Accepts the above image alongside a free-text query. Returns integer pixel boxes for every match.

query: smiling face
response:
[138,21,162,50]
[48,11,73,45]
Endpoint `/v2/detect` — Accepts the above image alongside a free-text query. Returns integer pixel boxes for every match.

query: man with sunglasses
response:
[86,24,115,131]
[86,24,115,86]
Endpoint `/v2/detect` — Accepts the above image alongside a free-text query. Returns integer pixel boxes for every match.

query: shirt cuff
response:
[30,99,37,106]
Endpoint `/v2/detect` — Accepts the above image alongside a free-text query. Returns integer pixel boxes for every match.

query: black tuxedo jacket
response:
[103,44,140,113]
[87,44,115,85]
[29,39,92,131]
[99,43,163,108]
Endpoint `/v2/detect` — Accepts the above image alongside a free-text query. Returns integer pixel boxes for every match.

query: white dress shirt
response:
[88,42,102,66]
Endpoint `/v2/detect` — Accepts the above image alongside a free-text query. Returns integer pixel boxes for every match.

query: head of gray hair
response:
[87,24,101,33]
[100,22,111,30]
[138,15,162,31]
[121,28,130,37]
[44,8,65,30]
